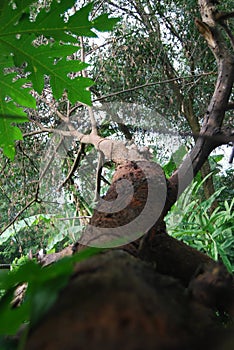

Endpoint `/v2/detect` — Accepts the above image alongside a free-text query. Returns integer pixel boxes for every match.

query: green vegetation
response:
[0,248,102,341]
[167,177,234,273]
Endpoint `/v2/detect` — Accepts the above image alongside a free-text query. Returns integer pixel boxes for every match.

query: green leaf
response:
[92,14,121,32]
[9,37,94,103]
[0,0,32,36]
[0,0,119,158]
[217,245,233,273]
[0,1,119,104]
[0,117,25,160]
[163,145,187,177]
[172,145,187,164]
[0,289,30,335]
[210,154,224,163]
[0,71,36,110]
[15,2,97,41]
[0,247,103,335]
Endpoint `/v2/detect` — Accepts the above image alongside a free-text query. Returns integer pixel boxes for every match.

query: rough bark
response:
[26,251,234,350]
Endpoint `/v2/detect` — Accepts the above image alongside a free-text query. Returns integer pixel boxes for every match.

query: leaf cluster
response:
[167,176,234,272]
[0,0,119,159]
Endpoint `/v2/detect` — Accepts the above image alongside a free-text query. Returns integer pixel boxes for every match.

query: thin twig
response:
[29,118,234,144]
[58,143,85,191]
[23,129,50,137]
[92,72,215,102]
[220,22,234,50]
[91,0,107,19]
[66,73,215,115]
[57,216,91,221]
[0,184,40,236]
[0,158,9,176]
[30,119,83,139]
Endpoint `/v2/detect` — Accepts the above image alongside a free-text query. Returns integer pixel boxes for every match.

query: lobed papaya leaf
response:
[0,0,120,159]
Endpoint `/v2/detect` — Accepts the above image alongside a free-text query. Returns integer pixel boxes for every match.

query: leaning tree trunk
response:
[25,1,234,349]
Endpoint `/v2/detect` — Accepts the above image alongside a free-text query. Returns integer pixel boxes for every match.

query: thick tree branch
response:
[226,102,234,111]
[165,0,234,212]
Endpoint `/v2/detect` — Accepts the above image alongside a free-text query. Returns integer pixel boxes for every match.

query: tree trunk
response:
[25,250,234,350]
[25,160,234,350]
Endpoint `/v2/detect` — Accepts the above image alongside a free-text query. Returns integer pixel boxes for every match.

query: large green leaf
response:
[8,37,93,102]
[0,0,119,159]
[0,0,119,104]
